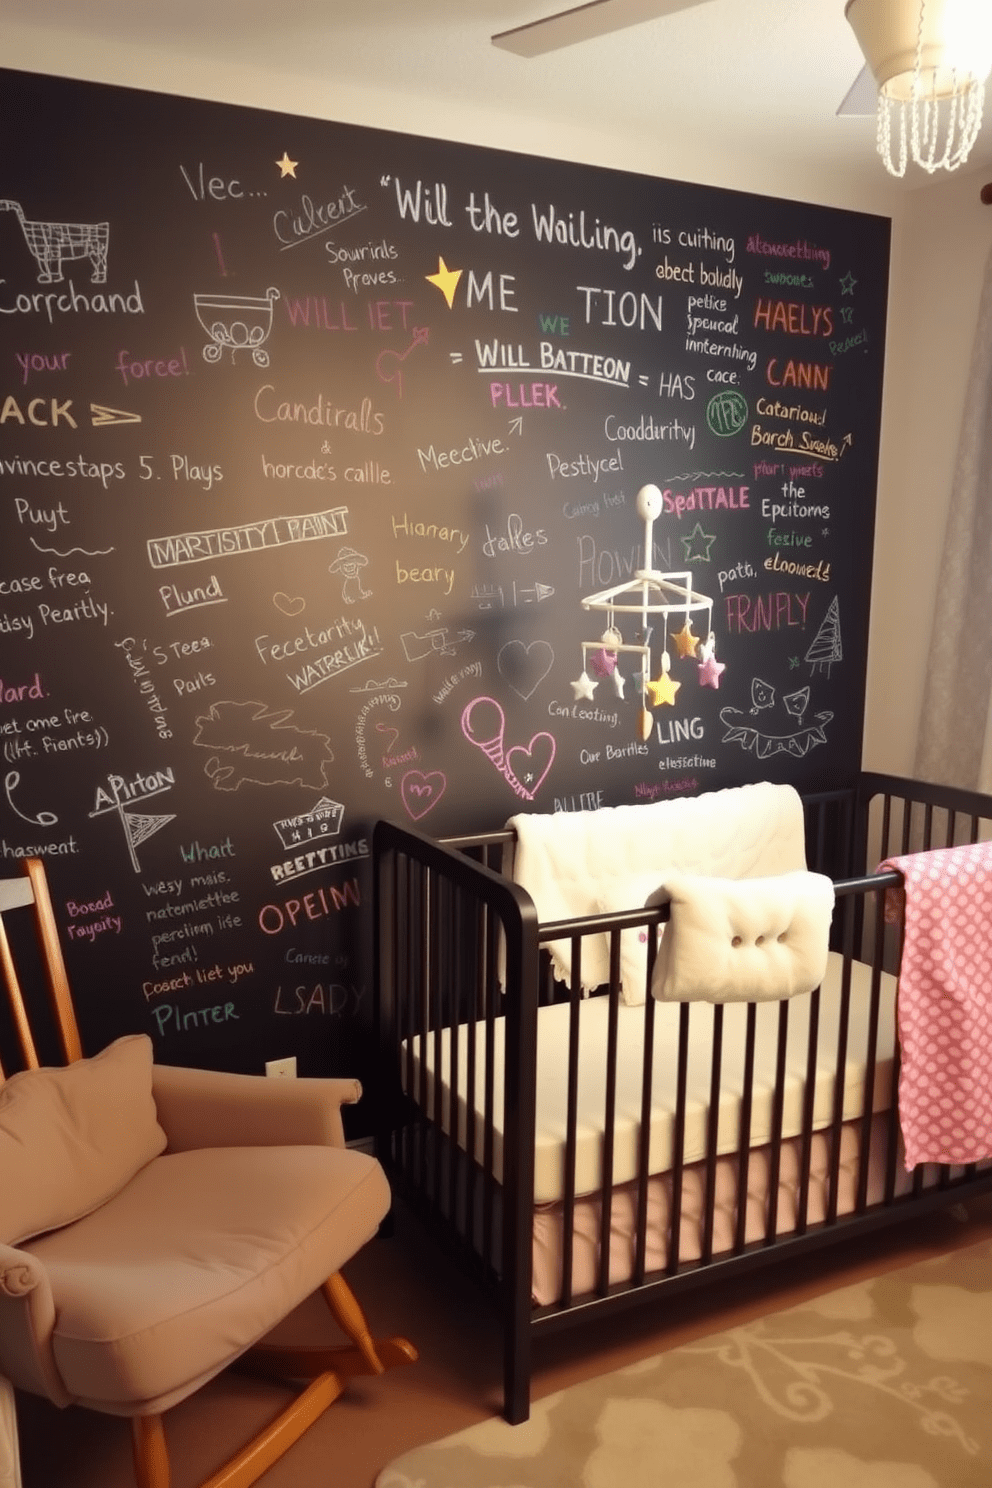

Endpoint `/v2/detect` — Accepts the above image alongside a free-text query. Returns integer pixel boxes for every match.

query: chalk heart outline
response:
[274,592,305,617]
[498,639,554,701]
[400,769,447,821]
[505,732,556,799]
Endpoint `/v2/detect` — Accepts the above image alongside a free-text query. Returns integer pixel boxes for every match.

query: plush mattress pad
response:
[402,952,897,1205]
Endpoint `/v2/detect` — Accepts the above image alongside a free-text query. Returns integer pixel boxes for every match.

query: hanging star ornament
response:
[612,668,626,699]
[426,256,462,308]
[645,670,681,707]
[698,651,726,689]
[570,671,597,701]
[589,646,617,677]
[672,620,699,659]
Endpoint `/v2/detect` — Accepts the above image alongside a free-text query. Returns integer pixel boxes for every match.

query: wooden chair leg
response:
[321,1272,384,1374]
[199,1372,342,1488]
[132,1374,343,1488]
[132,1415,170,1488]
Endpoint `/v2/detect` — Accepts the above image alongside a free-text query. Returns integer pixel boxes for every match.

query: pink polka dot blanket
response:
[879,839,992,1169]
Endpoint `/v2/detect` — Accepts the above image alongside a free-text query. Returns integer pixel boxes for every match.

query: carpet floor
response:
[377,1232,992,1487]
[13,1194,992,1488]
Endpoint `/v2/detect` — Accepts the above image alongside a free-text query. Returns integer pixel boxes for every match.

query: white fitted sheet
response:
[402,952,897,1205]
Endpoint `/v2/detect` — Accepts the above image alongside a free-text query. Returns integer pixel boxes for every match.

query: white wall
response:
[4,24,990,785]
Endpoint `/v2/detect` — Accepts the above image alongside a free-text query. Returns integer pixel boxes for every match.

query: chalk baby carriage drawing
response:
[194,285,280,365]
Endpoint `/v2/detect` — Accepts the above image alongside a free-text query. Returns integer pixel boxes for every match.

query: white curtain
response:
[914,242,992,791]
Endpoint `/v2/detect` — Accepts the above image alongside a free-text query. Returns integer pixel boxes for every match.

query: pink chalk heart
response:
[274,592,305,616]
[400,769,447,820]
[505,732,556,800]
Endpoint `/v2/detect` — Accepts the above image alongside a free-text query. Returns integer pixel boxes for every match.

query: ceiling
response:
[5,0,992,203]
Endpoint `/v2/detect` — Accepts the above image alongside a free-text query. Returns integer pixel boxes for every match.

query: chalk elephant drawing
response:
[0,199,109,284]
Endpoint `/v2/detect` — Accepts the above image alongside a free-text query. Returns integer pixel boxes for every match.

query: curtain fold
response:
[914,242,992,791]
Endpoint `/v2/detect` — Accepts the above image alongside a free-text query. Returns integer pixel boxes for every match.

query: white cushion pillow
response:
[0,1034,167,1245]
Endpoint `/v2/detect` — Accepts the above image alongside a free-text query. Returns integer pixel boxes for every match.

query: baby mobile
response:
[572,484,726,741]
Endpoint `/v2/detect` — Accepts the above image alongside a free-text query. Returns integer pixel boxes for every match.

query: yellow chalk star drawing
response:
[427,256,462,308]
[645,671,681,707]
[672,620,699,659]
[276,152,298,178]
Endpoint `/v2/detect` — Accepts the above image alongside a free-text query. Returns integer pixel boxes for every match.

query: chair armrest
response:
[0,1244,67,1407]
[151,1064,362,1152]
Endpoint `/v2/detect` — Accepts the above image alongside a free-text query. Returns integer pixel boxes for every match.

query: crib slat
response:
[701,1004,725,1264]
[667,1003,691,1273]
[795,984,821,1238]
[733,1003,757,1253]
[855,882,888,1212]
[596,933,623,1294]
[559,938,584,1309]
[633,985,657,1285]
[763,1000,790,1244]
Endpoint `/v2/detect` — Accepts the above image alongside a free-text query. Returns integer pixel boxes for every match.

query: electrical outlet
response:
[265,1056,297,1079]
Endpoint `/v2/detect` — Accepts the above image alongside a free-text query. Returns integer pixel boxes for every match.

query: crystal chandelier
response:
[846,0,992,176]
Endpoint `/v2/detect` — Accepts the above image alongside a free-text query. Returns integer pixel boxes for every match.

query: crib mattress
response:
[402,952,897,1205]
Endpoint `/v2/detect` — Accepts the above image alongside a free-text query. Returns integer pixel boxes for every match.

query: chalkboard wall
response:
[0,67,889,1095]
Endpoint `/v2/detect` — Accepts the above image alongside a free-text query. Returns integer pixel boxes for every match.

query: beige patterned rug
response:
[377,1239,992,1488]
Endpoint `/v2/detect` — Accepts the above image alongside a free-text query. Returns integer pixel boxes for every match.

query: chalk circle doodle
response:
[400,769,447,821]
[4,771,58,826]
[706,389,748,437]
[461,696,556,801]
[498,639,555,701]
[274,592,306,616]
[193,286,279,366]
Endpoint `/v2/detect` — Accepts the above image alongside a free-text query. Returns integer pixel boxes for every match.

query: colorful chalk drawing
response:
[274,592,306,616]
[193,286,280,366]
[193,700,334,790]
[806,596,843,676]
[0,198,108,283]
[376,324,429,397]
[329,546,372,604]
[400,769,447,820]
[461,695,556,801]
[4,770,58,826]
[719,677,833,760]
[497,639,554,700]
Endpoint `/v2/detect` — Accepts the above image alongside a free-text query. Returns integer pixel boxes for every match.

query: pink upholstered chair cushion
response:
[21,1144,391,1412]
[0,1035,167,1246]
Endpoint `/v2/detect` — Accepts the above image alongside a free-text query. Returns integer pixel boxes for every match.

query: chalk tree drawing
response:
[0,199,109,283]
[806,596,843,676]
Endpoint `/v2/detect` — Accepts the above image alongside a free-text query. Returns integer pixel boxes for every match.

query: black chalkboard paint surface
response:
[0,67,888,1097]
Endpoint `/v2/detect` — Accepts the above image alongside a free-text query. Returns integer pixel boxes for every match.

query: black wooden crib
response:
[373,773,992,1422]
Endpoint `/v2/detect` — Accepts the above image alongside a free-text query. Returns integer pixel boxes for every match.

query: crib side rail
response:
[857,772,992,864]
[373,818,540,1321]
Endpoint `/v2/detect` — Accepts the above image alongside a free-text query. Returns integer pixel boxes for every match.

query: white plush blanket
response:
[506,782,809,996]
